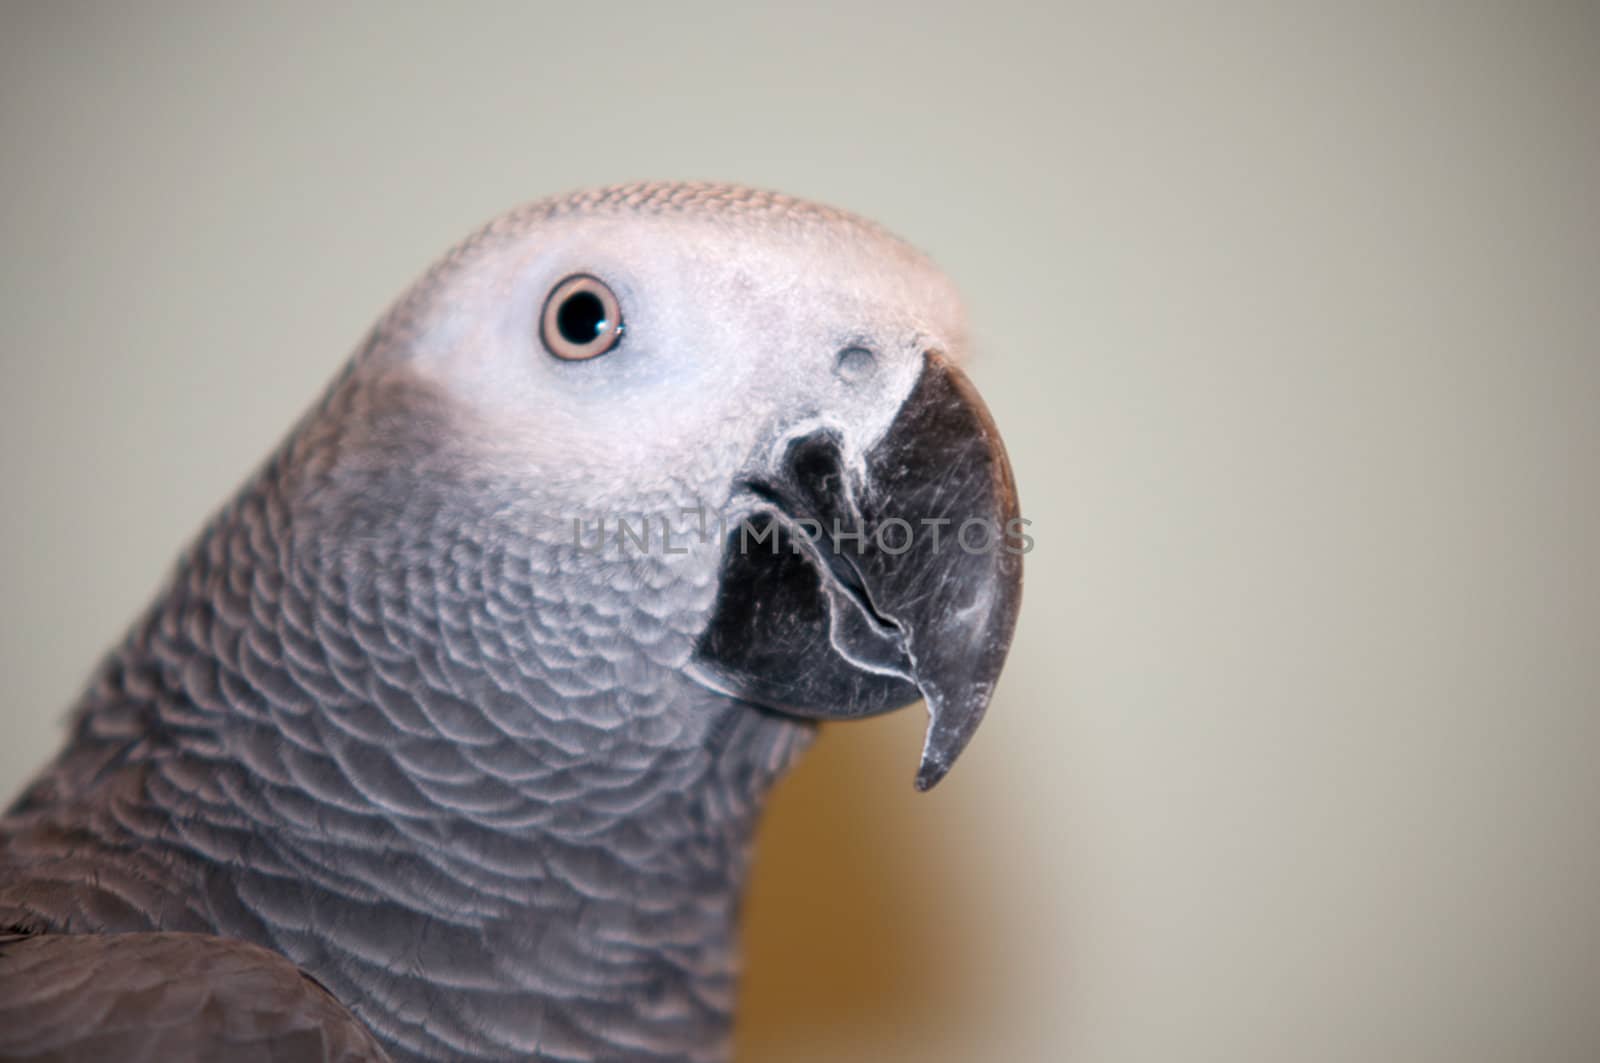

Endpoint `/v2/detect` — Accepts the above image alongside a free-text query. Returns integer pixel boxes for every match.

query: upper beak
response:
[691,351,1023,789]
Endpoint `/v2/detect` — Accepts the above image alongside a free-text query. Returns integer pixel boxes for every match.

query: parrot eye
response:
[541,275,624,360]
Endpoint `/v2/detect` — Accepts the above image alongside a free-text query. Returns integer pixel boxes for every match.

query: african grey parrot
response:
[0,182,1022,1061]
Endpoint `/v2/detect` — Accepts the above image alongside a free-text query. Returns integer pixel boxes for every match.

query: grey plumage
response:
[0,182,1021,1061]
[0,933,394,1062]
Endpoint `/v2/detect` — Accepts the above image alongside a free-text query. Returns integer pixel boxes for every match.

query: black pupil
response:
[556,291,608,346]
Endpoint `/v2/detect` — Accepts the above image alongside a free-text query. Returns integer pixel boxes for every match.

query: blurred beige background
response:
[3,3,1598,1061]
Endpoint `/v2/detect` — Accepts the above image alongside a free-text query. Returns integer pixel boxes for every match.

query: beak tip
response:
[914,755,951,792]
[911,669,1002,791]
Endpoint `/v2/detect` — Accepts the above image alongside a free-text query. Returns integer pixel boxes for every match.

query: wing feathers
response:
[0,932,392,1063]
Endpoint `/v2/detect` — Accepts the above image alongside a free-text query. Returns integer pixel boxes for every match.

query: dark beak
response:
[691,351,1024,789]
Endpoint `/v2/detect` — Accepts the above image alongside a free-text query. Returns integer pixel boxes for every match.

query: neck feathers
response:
[3,402,809,1060]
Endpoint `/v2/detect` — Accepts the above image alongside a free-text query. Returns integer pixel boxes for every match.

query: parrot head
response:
[313,183,1022,789]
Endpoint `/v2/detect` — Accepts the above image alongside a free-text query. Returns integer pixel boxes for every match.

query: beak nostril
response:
[834,346,877,381]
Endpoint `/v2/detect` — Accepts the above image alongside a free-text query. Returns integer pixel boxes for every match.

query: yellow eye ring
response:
[540,275,624,360]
